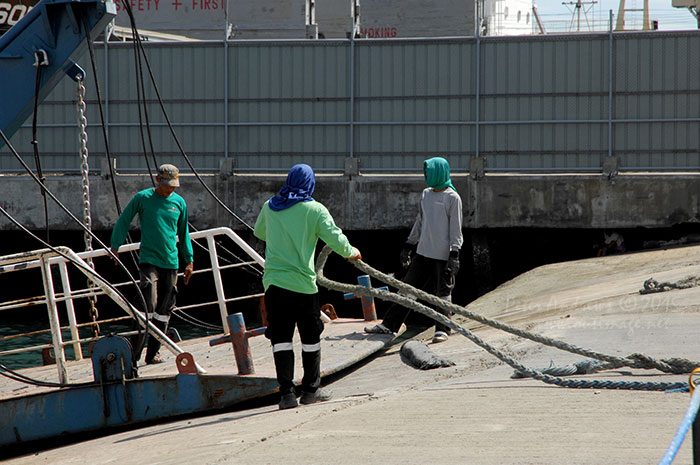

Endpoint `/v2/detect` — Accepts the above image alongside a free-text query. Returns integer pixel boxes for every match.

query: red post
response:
[209,313,266,375]
[229,313,255,375]
[343,275,388,321]
[357,275,378,321]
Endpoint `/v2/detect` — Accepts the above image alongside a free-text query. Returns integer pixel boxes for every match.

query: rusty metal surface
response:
[0,318,394,448]
[229,313,257,375]
[321,303,338,320]
[0,318,392,400]
[175,353,198,375]
[344,275,389,321]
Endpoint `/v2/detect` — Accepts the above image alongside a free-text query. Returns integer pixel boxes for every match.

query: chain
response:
[77,77,99,338]
[77,77,92,251]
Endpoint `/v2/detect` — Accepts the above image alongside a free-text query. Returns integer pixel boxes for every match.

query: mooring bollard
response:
[209,313,266,375]
[343,274,388,321]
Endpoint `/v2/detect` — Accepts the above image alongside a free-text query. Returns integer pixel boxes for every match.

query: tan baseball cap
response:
[158,164,180,187]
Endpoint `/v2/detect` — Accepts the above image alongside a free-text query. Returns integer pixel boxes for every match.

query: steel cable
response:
[171,308,223,331]
[117,1,263,280]
[0,362,95,388]
[119,0,254,233]
[0,129,148,339]
[81,15,122,214]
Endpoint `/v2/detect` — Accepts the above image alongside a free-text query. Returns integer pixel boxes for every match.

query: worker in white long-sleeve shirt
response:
[365,156,463,343]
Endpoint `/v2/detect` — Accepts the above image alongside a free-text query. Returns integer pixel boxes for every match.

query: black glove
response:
[446,250,460,275]
[400,243,414,269]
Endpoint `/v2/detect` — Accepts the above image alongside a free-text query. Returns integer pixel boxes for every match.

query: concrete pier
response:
[4,241,700,464]
[2,171,700,232]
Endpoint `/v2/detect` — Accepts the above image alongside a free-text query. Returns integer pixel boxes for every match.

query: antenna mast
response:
[563,0,598,32]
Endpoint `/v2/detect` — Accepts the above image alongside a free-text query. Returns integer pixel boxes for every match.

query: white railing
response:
[0,227,265,383]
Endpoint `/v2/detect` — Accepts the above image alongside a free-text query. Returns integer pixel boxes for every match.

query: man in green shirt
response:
[254,164,361,410]
[110,164,194,365]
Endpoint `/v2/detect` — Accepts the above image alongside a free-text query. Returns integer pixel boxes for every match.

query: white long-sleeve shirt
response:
[407,188,463,261]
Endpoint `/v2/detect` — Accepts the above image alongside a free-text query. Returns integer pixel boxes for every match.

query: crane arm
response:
[0,0,116,146]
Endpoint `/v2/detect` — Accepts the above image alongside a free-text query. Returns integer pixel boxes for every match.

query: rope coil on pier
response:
[316,246,696,391]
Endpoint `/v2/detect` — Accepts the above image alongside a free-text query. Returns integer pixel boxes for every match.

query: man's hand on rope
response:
[347,247,362,261]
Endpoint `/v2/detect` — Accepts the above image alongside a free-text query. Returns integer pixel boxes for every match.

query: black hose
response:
[0,128,148,325]
[31,59,50,243]
[82,14,147,361]
[119,0,254,232]
[0,362,94,388]
[117,0,264,279]
[128,17,156,185]
[80,13,123,214]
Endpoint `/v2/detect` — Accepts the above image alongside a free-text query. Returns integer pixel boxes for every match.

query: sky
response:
[533,0,698,32]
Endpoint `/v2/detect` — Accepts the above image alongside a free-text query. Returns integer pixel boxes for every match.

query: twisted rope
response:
[316,246,694,391]
[640,276,700,295]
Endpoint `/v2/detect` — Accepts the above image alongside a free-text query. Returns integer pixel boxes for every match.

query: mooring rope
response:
[316,246,695,391]
[640,276,700,295]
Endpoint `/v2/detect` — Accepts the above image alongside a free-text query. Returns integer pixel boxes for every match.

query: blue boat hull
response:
[2,373,279,447]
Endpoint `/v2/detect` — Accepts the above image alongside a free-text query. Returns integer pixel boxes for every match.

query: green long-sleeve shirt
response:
[110,188,193,270]
[254,200,353,294]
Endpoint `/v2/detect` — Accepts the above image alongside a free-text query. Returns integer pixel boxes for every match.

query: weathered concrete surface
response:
[470,173,700,229]
[1,171,700,232]
[5,245,700,464]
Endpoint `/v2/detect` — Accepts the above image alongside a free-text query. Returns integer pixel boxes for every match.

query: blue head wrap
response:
[268,164,316,211]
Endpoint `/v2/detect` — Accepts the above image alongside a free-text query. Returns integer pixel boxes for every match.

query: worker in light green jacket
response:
[254,163,361,410]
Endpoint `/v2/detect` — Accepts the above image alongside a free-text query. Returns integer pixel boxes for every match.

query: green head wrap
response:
[423,157,456,192]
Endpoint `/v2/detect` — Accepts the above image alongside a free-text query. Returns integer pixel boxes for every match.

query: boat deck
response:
[0,318,393,401]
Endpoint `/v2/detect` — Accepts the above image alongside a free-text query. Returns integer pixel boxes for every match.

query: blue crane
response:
[0,0,116,147]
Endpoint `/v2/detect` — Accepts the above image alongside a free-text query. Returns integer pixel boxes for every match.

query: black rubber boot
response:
[300,350,331,404]
[301,350,321,394]
[279,393,298,410]
[300,350,333,404]
[300,387,332,405]
[145,320,167,364]
[273,350,296,409]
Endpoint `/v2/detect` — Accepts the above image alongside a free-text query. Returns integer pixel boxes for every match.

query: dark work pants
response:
[381,254,454,334]
[132,263,178,363]
[264,285,323,396]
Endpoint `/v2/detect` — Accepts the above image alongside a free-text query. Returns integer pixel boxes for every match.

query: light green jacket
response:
[254,200,353,294]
